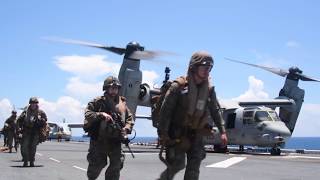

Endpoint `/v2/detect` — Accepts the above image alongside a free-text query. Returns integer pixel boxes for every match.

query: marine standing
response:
[157,51,228,180]
[17,97,47,167]
[2,124,8,147]
[4,110,17,153]
[84,76,134,180]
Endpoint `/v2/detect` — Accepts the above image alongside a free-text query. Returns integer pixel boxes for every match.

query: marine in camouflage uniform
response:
[17,97,47,167]
[2,125,8,147]
[4,110,17,153]
[85,76,134,180]
[157,51,228,180]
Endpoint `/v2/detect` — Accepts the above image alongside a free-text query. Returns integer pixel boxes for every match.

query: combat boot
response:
[30,161,34,167]
[23,161,28,167]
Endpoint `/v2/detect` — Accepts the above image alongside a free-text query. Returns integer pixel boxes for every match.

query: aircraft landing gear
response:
[214,145,229,153]
[270,147,281,155]
[239,145,244,152]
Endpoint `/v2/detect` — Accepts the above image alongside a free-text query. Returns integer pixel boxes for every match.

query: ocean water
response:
[71,136,320,150]
[284,137,320,150]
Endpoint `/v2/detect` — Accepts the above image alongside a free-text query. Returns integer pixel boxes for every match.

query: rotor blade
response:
[225,58,289,77]
[129,50,177,60]
[298,73,320,82]
[43,37,126,55]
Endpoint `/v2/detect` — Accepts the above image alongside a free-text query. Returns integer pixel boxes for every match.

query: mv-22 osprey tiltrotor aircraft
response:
[47,37,319,155]
[204,58,320,155]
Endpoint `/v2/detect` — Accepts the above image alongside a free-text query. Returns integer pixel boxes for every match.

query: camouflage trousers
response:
[3,132,7,146]
[6,130,15,151]
[87,139,124,180]
[21,131,39,163]
[158,134,206,180]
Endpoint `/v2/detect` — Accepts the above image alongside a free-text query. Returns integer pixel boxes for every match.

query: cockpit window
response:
[254,111,273,122]
[268,111,280,121]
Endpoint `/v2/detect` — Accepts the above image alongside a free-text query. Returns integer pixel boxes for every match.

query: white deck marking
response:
[206,157,247,168]
[36,153,43,156]
[49,157,61,163]
[280,155,320,160]
[73,165,87,172]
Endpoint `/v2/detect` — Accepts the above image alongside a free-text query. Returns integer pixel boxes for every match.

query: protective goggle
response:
[198,65,212,72]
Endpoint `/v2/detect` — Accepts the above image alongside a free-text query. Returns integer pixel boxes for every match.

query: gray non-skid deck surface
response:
[1,141,319,180]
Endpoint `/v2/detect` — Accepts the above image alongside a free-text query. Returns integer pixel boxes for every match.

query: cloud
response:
[39,97,85,124]
[54,54,160,99]
[54,54,120,99]
[54,55,120,78]
[286,41,300,48]
[65,77,103,100]
[231,76,269,101]
[0,99,14,127]
[51,54,161,136]
[142,70,159,86]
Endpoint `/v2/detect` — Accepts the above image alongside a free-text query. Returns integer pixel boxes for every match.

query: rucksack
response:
[39,122,50,143]
[151,80,172,128]
[151,76,187,129]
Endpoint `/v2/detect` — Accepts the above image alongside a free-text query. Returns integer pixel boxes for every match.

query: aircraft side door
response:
[239,110,258,144]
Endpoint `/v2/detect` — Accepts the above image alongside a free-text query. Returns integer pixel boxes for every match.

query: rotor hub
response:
[126,41,144,51]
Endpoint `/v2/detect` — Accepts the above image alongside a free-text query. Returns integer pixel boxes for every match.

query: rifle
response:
[110,112,135,158]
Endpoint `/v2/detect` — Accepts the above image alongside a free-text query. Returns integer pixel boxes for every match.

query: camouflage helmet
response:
[188,51,214,72]
[103,76,122,91]
[29,97,39,104]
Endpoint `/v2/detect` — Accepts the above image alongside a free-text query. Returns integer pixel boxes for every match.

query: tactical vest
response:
[159,76,216,138]
[84,95,127,140]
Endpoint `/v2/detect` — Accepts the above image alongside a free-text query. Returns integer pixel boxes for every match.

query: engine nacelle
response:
[138,83,152,107]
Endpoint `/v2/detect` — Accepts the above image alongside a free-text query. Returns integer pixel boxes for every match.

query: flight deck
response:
[1,140,319,180]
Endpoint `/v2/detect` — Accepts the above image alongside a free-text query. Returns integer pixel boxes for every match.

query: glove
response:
[123,125,132,134]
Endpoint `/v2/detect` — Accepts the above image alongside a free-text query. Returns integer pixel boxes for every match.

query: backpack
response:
[39,122,50,143]
[151,81,172,128]
[151,76,187,129]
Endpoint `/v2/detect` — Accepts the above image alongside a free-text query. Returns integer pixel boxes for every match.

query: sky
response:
[1,0,319,137]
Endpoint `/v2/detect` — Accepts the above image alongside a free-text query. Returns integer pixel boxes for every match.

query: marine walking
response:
[84,76,135,180]
[157,51,228,180]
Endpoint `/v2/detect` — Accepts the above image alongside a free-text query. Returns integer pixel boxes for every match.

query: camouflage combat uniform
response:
[4,112,17,152]
[157,51,226,180]
[85,95,134,180]
[2,125,8,147]
[17,102,47,166]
